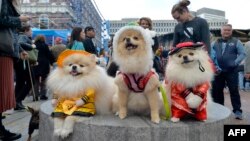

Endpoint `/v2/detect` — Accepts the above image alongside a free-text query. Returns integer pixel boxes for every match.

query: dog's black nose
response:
[125,38,130,42]
[183,56,188,61]
[72,65,77,70]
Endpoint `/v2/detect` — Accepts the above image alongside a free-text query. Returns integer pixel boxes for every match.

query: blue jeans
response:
[238,71,244,90]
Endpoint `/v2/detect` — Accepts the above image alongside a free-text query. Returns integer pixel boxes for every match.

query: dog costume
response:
[51,50,96,117]
[167,42,212,121]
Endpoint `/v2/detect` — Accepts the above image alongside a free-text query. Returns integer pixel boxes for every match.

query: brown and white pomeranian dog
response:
[112,25,163,123]
[46,50,116,138]
[165,42,214,122]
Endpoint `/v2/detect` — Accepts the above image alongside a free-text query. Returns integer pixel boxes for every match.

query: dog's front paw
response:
[53,129,62,136]
[119,111,127,119]
[171,117,180,122]
[60,128,73,139]
[151,112,160,124]
[151,116,160,124]
[75,99,85,107]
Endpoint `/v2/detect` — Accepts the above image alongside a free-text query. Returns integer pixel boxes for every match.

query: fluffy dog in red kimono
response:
[46,50,116,138]
[112,25,163,123]
[165,42,214,122]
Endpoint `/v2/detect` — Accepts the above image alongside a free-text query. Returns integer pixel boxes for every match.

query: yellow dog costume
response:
[51,50,96,117]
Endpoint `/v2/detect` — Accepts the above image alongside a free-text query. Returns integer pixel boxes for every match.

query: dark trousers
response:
[0,113,3,130]
[14,60,35,102]
[34,75,47,97]
[211,70,242,113]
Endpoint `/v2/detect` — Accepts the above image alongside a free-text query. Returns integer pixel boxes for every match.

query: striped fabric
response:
[0,56,16,113]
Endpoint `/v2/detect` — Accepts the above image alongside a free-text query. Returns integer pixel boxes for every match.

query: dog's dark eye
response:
[189,52,194,56]
[178,54,182,58]
[69,64,73,66]
[133,36,138,40]
[80,64,84,67]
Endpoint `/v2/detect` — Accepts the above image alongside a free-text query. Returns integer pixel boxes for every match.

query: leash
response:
[159,84,171,120]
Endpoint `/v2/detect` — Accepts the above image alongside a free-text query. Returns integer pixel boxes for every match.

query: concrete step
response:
[39,101,233,141]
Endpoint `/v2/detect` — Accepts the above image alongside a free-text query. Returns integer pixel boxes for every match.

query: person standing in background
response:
[138,17,164,79]
[211,24,246,120]
[14,25,35,110]
[83,26,98,56]
[0,0,31,140]
[67,27,85,51]
[171,0,211,54]
[33,35,54,100]
[138,17,159,53]
[50,37,66,62]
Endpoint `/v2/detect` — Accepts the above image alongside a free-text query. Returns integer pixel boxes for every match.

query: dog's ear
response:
[26,106,35,114]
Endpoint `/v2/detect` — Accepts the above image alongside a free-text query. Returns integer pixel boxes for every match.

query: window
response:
[39,14,49,29]
[39,0,49,3]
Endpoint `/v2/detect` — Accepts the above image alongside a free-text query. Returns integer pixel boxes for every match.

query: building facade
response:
[20,0,103,48]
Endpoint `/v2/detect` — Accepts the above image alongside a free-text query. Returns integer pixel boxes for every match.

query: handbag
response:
[0,28,14,54]
[27,48,39,64]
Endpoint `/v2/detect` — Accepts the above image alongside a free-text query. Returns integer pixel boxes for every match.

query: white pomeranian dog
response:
[112,25,165,124]
[46,50,116,138]
[165,42,214,122]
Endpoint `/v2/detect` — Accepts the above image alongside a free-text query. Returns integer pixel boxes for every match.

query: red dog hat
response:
[169,42,204,55]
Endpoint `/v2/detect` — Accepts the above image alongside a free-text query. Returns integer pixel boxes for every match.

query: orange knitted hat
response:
[57,49,92,68]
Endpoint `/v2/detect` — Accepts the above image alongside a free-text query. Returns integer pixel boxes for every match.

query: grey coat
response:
[0,0,22,58]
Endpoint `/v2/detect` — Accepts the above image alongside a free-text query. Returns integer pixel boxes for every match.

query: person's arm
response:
[210,41,221,72]
[235,40,246,66]
[18,35,33,51]
[244,42,250,74]
[0,15,21,28]
[199,18,211,55]
[172,25,180,47]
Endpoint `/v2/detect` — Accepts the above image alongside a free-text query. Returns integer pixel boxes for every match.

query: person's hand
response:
[19,15,31,22]
[245,73,250,80]
[32,44,36,48]
[20,51,28,60]
[51,99,58,107]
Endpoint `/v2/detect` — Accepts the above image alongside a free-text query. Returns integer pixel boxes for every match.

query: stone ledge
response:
[39,101,232,141]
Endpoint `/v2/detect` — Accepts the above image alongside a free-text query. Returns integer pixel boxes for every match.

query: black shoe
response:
[0,129,21,141]
[14,102,25,111]
[40,95,48,100]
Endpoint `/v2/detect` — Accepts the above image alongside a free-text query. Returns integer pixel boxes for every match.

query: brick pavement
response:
[224,90,250,124]
[2,91,250,141]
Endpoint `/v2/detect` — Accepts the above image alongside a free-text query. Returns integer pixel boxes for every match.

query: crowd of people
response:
[0,0,248,140]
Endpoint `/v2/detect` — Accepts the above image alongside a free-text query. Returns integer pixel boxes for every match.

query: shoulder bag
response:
[27,48,39,64]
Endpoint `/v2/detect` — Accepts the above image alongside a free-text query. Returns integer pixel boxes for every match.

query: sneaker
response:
[234,111,243,120]
[0,129,21,141]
